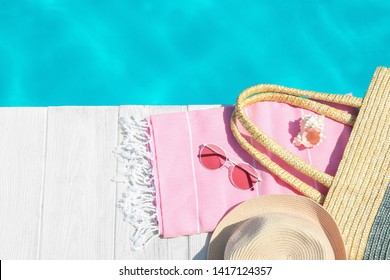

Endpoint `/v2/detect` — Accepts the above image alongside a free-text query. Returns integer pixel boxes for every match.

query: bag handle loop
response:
[231,84,363,204]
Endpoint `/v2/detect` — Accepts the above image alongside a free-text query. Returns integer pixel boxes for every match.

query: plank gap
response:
[36,107,49,259]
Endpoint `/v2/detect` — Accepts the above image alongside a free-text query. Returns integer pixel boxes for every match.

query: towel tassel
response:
[114,117,159,250]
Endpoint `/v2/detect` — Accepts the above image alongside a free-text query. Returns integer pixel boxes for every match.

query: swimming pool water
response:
[1,1,390,106]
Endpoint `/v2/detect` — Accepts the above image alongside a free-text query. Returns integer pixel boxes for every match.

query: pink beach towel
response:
[117,100,356,250]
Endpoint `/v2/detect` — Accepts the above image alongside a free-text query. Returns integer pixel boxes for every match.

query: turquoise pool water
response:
[1,1,389,106]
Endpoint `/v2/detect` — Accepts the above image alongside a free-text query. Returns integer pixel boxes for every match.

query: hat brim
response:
[207,194,347,260]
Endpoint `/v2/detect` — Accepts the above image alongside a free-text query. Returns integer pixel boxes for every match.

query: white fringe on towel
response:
[114,117,159,250]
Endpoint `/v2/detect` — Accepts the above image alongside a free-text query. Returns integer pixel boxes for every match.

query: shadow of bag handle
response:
[230,84,363,204]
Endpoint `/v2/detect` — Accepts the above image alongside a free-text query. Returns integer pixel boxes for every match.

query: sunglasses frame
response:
[199,144,261,190]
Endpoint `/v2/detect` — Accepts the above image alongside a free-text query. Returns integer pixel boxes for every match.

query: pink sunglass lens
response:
[199,145,227,170]
[231,164,258,190]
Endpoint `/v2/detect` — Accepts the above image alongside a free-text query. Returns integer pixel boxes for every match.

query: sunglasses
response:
[198,144,261,190]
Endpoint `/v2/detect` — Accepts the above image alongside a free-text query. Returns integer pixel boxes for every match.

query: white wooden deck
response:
[0,105,220,260]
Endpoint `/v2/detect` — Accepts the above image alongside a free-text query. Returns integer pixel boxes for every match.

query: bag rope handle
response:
[231,84,363,204]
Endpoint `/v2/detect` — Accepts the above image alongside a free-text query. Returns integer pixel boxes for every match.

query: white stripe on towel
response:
[185,111,201,234]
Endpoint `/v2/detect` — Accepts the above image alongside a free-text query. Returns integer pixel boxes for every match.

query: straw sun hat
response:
[208,194,346,260]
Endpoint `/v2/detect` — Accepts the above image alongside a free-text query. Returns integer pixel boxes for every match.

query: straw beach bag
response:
[231,66,390,260]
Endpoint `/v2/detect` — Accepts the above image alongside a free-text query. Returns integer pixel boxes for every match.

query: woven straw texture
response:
[323,67,390,260]
[224,214,335,260]
[231,85,362,204]
[230,66,390,260]
[208,195,346,260]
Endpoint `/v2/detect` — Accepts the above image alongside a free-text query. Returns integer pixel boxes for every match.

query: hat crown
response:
[208,195,347,260]
[224,213,335,260]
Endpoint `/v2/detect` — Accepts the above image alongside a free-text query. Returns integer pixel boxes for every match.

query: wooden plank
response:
[115,105,190,260]
[0,108,47,259]
[187,105,222,260]
[39,106,118,259]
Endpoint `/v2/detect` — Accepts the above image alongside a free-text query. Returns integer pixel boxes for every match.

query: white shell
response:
[293,114,325,148]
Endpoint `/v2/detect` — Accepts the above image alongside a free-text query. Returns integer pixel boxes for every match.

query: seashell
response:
[293,114,325,148]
